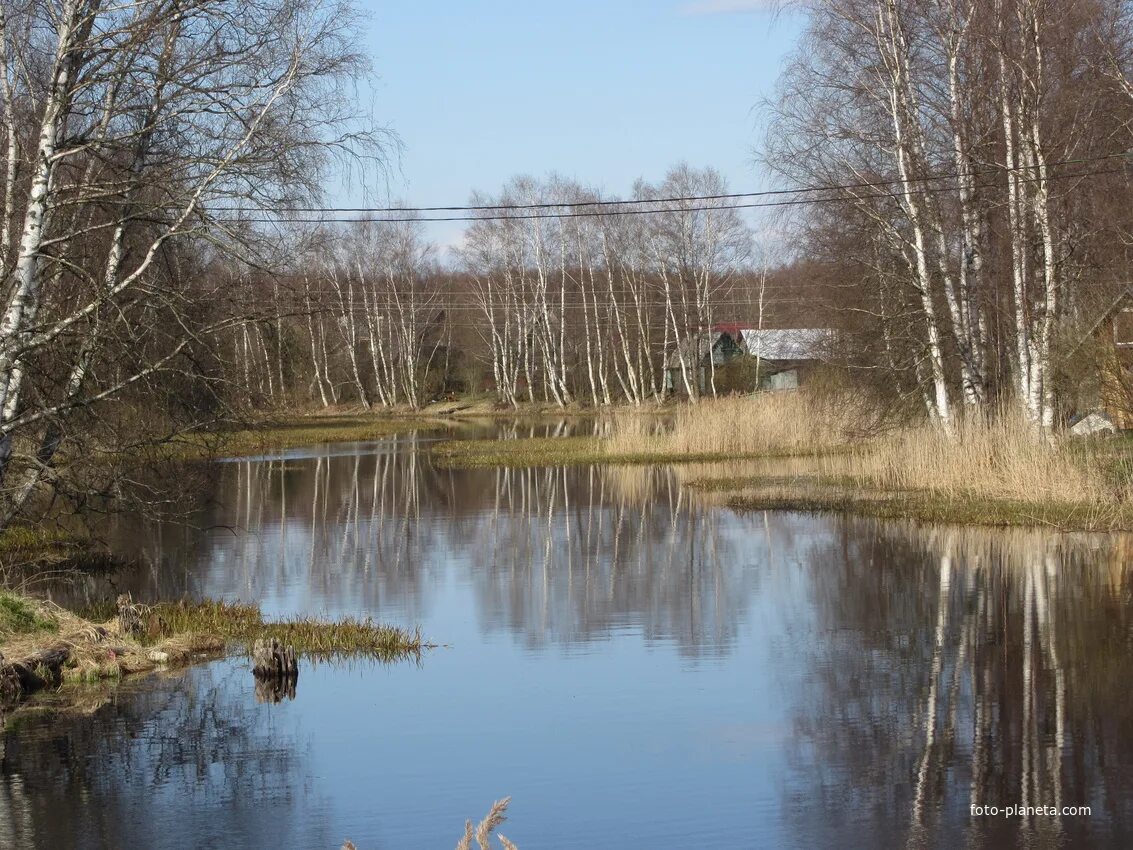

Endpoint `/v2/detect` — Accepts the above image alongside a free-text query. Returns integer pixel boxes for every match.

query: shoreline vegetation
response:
[4,392,1128,716]
[162,398,635,462]
[167,412,447,460]
[431,391,1133,532]
[0,591,424,718]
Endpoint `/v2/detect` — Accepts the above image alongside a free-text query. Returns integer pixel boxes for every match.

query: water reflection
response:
[11,430,1133,848]
[789,522,1133,849]
[0,662,334,850]
[57,432,776,658]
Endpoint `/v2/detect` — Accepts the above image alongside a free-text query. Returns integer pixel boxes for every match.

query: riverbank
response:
[431,392,1133,532]
[0,591,424,715]
[158,395,1133,532]
[171,412,448,459]
[170,398,645,461]
[684,476,1133,532]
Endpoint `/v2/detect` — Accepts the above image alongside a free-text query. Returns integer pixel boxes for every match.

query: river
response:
[2,425,1131,848]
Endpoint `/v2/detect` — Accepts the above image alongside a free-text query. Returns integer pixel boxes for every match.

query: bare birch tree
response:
[0,0,383,527]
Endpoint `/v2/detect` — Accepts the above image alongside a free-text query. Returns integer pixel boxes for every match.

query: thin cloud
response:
[680,0,780,16]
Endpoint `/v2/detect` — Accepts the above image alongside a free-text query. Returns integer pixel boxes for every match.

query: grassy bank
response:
[684,475,1133,531]
[430,435,813,468]
[171,412,447,460]
[176,398,643,461]
[676,402,1132,530]
[0,591,424,713]
[432,390,1133,531]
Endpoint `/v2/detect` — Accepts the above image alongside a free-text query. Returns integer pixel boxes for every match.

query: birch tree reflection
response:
[0,662,332,850]
[65,428,766,657]
[786,521,1133,849]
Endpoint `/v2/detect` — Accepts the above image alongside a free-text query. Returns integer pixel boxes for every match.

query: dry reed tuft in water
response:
[456,796,516,850]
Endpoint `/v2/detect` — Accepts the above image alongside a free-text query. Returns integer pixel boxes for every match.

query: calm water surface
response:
[3,425,1133,849]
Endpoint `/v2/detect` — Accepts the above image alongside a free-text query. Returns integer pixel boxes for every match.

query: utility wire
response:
[201,160,1128,225]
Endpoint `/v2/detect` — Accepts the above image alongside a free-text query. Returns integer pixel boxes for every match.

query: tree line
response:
[6,0,1133,530]
[256,166,762,413]
[0,0,381,529]
[763,0,1133,430]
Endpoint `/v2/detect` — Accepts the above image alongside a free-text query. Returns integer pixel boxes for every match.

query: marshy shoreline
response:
[430,392,1133,532]
[4,394,1130,717]
[0,591,425,719]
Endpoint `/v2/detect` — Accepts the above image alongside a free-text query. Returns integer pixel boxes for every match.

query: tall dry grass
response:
[613,390,1124,507]
[841,410,1118,504]
[456,797,517,850]
[607,388,880,457]
[340,798,518,850]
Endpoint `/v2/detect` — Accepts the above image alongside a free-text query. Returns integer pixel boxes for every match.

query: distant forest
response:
[4,0,1133,527]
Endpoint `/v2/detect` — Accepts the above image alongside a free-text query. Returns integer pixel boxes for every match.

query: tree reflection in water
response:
[18,428,1133,847]
[788,521,1133,849]
[59,429,770,659]
[0,661,333,850]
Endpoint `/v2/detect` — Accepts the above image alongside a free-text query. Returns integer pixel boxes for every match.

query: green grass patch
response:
[693,475,1133,531]
[150,599,425,662]
[432,436,609,468]
[0,591,58,636]
[430,435,824,469]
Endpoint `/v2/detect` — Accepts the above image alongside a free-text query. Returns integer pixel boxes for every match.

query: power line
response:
[238,152,1133,212]
[201,159,1128,225]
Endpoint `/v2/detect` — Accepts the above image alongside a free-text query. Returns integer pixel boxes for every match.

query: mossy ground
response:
[0,591,58,636]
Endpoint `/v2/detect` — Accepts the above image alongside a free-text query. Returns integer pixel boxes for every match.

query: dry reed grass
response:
[340,798,519,850]
[606,388,879,457]
[839,410,1118,504]
[625,392,1121,507]
[667,398,1133,528]
[456,797,517,850]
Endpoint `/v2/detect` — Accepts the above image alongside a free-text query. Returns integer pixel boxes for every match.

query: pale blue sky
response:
[349,1,804,248]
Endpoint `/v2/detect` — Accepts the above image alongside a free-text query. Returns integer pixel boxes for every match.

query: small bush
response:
[0,592,57,636]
